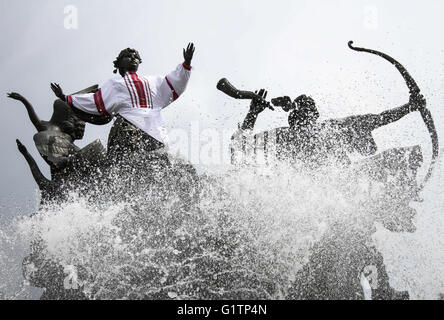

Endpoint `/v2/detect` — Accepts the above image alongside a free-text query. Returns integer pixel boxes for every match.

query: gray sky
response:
[0,0,443,217]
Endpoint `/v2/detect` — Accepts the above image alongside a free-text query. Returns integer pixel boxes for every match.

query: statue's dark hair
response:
[294,95,318,115]
[288,94,319,127]
[113,48,142,73]
[294,95,316,110]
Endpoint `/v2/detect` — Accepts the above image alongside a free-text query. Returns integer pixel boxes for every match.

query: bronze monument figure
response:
[218,41,439,300]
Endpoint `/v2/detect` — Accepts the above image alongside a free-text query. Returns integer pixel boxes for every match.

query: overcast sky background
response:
[0,0,443,218]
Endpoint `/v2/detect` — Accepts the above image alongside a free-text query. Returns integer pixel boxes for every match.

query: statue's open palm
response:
[50,83,65,100]
[183,43,195,66]
[7,92,25,101]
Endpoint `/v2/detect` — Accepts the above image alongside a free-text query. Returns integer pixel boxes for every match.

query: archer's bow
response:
[348,41,439,191]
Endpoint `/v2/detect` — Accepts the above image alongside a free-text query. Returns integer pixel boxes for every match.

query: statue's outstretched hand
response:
[7,92,25,101]
[183,43,195,66]
[50,83,66,101]
[16,139,27,154]
[250,89,272,114]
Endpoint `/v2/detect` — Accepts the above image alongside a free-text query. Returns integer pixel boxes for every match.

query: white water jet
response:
[0,151,442,299]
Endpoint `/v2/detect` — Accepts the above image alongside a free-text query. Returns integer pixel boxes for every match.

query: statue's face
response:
[59,117,85,141]
[119,51,141,73]
[52,101,85,140]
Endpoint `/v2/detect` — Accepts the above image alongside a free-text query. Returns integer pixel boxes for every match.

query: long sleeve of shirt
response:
[150,62,192,109]
[67,78,121,116]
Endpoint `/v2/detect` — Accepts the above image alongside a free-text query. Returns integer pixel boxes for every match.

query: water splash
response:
[373,153,444,299]
[1,151,443,300]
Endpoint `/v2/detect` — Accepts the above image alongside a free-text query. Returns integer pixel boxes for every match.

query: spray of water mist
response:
[0,145,438,300]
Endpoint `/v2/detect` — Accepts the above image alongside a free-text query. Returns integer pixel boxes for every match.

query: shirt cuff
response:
[182,62,192,71]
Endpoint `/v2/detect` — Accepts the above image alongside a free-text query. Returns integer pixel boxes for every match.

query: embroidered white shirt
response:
[67,62,192,144]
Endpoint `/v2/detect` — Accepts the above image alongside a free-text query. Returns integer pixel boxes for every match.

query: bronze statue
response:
[7,92,84,168]
[220,42,439,300]
[227,85,427,168]
[225,42,438,187]
[6,91,104,299]
[50,43,195,162]
[7,90,108,178]
[9,45,197,300]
